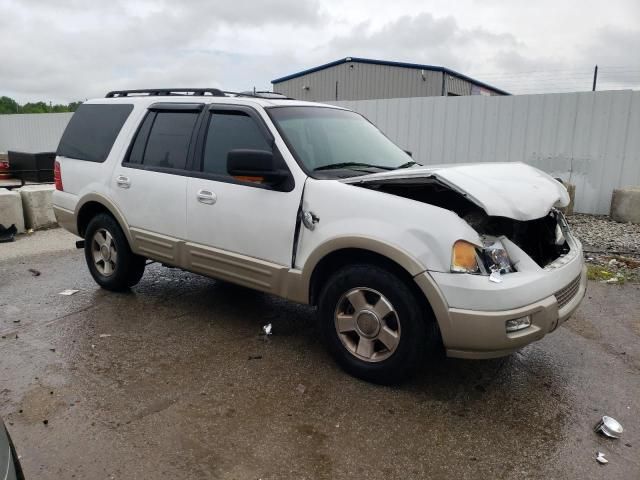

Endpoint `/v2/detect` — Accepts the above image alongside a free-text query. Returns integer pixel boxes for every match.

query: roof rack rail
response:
[227,91,295,100]
[105,88,226,98]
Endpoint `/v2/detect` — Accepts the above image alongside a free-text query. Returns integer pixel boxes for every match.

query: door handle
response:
[116,175,131,188]
[196,189,217,205]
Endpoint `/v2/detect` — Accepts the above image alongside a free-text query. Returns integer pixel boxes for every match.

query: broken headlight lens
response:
[451,238,514,275]
[481,238,514,274]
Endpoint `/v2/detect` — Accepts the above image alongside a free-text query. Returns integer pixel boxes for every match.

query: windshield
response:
[268,106,413,176]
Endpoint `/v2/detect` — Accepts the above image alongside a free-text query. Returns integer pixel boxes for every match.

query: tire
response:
[84,213,146,291]
[318,264,439,384]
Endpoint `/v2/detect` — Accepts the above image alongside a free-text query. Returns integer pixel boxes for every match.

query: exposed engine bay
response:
[357,179,570,268]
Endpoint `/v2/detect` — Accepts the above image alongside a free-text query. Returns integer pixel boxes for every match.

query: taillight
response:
[54,160,63,191]
[0,159,10,179]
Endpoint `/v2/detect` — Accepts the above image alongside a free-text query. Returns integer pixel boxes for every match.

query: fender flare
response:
[285,236,427,304]
[75,193,133,245]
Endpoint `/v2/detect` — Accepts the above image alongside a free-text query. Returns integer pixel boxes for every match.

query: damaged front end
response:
[462,208,572,274]
[345,162,574,275]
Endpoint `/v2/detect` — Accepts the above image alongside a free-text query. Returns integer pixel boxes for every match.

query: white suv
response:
[53,88,586,383]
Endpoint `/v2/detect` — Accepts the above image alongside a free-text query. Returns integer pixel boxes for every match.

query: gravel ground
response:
[567,214,640,283]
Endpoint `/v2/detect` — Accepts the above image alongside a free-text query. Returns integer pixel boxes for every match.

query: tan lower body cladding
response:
[129,228,300,299]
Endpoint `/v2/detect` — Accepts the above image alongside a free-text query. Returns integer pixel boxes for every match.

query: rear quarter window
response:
[57,103,133,162]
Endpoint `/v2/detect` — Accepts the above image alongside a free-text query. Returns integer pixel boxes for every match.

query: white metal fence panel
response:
[333,90,640,214]
[0,113,72,154]
[1,93,638,214]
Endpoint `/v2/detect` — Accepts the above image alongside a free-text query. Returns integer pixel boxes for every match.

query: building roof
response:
[271,57,510,95]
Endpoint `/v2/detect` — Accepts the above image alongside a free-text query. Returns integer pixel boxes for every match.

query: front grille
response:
[554,275,581,310]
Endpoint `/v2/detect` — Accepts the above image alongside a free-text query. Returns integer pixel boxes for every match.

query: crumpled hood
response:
[343,162,569,221]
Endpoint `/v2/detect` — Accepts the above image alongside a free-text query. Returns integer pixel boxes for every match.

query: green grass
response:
[586,264,626,284]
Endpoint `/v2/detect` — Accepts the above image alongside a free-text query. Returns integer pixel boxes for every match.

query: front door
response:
[185,106,303,291]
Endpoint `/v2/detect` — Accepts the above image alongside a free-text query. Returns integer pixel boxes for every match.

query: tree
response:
[21,101,49,113]
[0,96,84,114]
[67,101,82,112]
[0,96,19,114]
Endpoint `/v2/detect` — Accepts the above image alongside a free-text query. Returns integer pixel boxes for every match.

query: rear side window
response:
[128,111,198,170]
[202,111,271,175]
[127,113,155,165]
[57,104,133,162]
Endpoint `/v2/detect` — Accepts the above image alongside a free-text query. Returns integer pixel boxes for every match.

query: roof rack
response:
[105,88,226,98]
[230,91,295,100]
[105,88,296,100]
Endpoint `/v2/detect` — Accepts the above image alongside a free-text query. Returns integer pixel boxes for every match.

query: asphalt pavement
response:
[1,229,639,479]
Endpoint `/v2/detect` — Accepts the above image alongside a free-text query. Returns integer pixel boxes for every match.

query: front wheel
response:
[318,264,440,384]
[84,213,146,291]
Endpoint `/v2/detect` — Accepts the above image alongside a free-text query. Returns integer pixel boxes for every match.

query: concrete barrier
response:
[17,184,57,230]
[0,188,25,233]
[610,187,640,224]
[559,182,576,216]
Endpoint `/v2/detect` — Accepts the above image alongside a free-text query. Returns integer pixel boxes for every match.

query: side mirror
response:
[227,149,289,186]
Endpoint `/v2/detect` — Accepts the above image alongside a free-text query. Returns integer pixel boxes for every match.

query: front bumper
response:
[415,265,587,359]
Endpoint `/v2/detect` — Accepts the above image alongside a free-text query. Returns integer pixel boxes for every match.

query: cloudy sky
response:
[1,0,639,103]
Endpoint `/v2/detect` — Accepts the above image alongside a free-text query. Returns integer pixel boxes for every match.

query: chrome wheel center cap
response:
[355,310,381,338]
[100,245,111,261]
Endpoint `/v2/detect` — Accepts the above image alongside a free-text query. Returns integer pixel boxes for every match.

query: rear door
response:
[109,103,203,264]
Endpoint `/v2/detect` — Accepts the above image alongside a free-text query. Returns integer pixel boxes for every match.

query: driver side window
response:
[202,111,272,176]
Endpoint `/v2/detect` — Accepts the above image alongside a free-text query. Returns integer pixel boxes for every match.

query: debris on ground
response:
[59,289,80,296]
[596,452,608,465]
[262,323,273,336]
[98,334,112,338]
[594,415,624,438]
[296,384,306,394]
[42,419,48,426]
[248,355,262,360]
[568,214,640,283]
[0,224,17,243]
[28,268,41,276]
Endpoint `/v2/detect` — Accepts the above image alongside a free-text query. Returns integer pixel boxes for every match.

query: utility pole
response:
[592,65,598,91]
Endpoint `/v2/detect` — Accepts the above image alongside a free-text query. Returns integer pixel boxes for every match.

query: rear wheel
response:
[318,264,439,384]
[84,213,146,291]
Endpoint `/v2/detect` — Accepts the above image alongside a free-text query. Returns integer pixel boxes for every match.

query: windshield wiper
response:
[395,161,421,169]
[314,162,394,171]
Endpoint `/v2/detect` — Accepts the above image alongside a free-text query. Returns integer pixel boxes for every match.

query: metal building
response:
[272,57,509,101]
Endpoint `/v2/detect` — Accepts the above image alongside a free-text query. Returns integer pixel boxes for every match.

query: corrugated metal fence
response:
[1,91,639,214]
[0,112,72,154]
[333,90,640,214]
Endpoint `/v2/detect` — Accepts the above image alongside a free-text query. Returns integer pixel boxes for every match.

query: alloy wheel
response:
[91,228,118,276]
[334,287,401,362]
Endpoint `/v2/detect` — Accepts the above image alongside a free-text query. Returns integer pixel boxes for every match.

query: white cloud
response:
[0,0,638,102]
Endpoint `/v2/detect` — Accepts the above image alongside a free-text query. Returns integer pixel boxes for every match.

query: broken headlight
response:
[451,238,514,275]
[480,238,514,274]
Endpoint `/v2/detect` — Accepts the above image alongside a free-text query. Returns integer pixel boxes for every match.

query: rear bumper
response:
[52,190,80,236]
[52,205,79,236]
[415,265,587,359]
